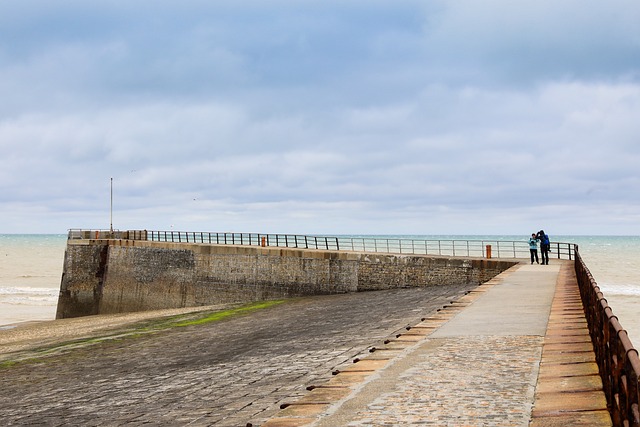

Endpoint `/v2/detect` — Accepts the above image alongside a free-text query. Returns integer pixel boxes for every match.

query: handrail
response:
[67,229,577,260]
[575,248,640,426]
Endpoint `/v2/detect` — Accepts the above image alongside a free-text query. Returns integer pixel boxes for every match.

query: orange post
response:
[486,244,492,259]
[261,237,266,247]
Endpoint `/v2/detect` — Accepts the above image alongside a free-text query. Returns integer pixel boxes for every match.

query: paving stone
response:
[0,285,474,426]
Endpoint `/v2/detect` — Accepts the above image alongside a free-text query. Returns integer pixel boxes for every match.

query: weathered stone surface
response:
[57,239,516,318]
[3,285,475,427]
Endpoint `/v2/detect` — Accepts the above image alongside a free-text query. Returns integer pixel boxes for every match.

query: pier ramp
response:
[265,261,612,426]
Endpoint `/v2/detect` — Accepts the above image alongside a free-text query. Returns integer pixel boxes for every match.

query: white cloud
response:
[1,1,640,235]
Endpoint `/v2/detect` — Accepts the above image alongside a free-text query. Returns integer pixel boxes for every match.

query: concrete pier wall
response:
[56,239,517,319]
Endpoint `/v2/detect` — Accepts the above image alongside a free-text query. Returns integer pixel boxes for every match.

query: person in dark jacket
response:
[537,230,550,265]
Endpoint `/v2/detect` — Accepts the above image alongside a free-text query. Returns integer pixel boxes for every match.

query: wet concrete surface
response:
[0,284,475,426]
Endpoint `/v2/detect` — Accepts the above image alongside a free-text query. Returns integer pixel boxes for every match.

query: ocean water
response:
[0,234,638,344]
[0,234,67,328]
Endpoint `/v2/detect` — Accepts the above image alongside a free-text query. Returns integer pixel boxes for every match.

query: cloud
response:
[1,1,640,234]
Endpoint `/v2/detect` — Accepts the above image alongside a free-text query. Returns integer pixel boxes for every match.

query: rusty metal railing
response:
[575,248,640,426]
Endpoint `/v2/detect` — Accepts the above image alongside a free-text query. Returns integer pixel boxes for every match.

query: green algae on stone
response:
[172,300,285,327]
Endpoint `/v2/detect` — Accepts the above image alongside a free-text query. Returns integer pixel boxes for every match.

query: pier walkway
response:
[265,261,611,427]
[0,260,612,426]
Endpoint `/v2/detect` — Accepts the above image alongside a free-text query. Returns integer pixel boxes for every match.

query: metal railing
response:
[144,231,341,251]
[334,237,575,259]
[575,248,640,426]
[67,229,576,260]
[68,229,127,240]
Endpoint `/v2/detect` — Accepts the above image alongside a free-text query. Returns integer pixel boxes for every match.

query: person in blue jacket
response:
[537,230,550,265]
[529,233,539,264]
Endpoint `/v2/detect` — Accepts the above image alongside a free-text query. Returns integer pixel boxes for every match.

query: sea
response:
[1,234,639,344]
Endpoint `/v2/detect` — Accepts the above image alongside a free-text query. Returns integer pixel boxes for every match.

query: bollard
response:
[95,230,100,239]
[486,244,492,259]
[261,236,266,247]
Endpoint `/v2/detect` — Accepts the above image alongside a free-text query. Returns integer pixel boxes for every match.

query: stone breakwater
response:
[56,239,517,319]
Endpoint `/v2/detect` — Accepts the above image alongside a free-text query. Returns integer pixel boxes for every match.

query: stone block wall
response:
[56,239,518,319]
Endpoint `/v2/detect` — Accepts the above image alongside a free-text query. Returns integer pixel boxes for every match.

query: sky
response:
[1,1,640,236]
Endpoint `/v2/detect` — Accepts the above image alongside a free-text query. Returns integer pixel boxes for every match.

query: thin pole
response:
[110,177,113,233]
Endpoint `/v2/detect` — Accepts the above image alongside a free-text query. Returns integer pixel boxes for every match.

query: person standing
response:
[538,230,550,265]
[529,233,539,264]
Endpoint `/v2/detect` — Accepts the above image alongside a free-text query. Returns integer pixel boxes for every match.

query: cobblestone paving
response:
[0,284,475,426]
[345,336,543,427]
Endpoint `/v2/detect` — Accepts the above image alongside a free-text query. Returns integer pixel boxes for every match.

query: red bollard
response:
[486,245,492,259]
[261,237,266,247]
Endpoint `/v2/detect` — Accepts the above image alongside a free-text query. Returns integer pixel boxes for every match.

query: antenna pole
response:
[110,177,113,234]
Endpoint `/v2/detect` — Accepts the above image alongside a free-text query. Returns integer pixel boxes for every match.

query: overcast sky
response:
[1,1,639,235]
